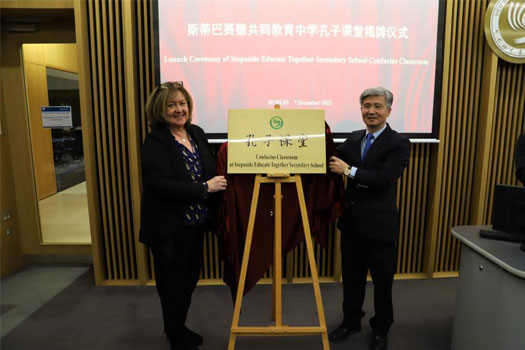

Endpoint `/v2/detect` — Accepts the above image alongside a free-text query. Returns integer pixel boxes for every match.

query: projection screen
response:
[155,0,444,139]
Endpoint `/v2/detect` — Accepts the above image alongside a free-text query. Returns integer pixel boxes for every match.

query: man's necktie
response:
[362,133,374,160]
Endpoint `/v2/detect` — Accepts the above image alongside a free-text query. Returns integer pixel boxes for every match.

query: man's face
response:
[360,95,391,132]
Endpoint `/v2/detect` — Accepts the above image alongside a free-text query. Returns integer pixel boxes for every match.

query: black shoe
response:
[370,333,388,350]
[328,323,361,342]
[169,339,198,350]
[183,327,203,346]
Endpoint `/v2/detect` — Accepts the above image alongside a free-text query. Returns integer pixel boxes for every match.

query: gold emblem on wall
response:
[485,0,525,63]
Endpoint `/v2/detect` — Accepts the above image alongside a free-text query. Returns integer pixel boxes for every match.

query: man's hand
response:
[329,156,349,175]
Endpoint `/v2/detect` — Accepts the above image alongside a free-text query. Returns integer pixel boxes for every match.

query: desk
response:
[451,225,525,350]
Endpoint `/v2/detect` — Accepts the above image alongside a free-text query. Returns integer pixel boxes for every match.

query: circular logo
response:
[270,116,284,129]
[485,0,525,63]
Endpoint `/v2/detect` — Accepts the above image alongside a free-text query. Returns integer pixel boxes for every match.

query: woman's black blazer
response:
[139,124,217,246]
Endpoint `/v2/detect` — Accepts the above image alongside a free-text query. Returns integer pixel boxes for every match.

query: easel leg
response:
[295,175,330,350]
[271,273,276,321]
[274,179,283,327]
[228,175,263,350]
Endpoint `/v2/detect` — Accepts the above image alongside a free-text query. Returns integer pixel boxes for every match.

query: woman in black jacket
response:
[140,81,227,350]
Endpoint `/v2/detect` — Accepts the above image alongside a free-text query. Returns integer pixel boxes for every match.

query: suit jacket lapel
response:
[351,130,366,166]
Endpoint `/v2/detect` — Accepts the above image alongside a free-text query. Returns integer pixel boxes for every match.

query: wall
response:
[424,1,524,276]
[80,0,524,285]
[0,82,23,278]
[2,0,523,285]
[0,3,92,269]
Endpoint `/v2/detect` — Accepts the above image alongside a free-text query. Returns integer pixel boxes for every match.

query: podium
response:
[227,173,330,350]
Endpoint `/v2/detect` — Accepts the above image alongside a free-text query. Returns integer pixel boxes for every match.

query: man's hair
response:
[145,81,193,127]
[359,87,394,108]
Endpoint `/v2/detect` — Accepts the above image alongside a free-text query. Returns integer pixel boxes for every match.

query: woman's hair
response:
[144,81,194,127]
[359,86,394,108]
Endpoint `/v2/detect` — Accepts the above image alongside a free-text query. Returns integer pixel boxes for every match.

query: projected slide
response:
[157,0,441,136]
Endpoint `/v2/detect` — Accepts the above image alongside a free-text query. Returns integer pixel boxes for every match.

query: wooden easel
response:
[227,173,330,350]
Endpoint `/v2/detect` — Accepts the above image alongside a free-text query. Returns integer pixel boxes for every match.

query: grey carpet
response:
[0,266,90,337]
[1,269,458,350]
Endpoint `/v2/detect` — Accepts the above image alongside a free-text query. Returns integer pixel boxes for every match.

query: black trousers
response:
[151,226,204,338]
[340,232,396,336]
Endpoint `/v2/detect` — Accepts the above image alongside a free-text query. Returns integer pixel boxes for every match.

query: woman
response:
[139,81,227,350]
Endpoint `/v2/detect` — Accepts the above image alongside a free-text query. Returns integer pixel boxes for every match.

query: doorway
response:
[22,44,91,244]
[1,6,93,274]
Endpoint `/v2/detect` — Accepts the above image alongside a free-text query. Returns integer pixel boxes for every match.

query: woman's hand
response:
[207,176,227,193]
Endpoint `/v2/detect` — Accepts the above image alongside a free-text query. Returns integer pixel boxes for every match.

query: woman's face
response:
[165,90,189,130]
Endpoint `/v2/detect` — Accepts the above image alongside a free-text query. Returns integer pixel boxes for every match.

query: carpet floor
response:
[1,268,458,350]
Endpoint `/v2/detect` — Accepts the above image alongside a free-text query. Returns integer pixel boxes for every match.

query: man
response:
[516,132,525,184]
[328,87,410,350]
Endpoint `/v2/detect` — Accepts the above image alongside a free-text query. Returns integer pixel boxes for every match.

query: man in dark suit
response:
[328,87,410,350]
[516,132,525,184]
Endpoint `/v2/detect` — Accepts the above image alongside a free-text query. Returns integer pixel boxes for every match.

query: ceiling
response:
[0,8,74,32]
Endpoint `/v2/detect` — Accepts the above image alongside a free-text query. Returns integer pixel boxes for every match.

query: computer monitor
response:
[493,184,525,235]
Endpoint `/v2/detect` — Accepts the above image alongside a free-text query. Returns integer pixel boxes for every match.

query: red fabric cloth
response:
[217,124,345,299]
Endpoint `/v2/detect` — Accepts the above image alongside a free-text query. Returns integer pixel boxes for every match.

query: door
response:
[1,6,93,266]
[22,44,92,245]
[0,81,23,277]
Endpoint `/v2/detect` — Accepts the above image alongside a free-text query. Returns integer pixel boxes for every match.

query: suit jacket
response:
[139,124,218,246]
[516,132,525,184]
[337,124,410,242]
